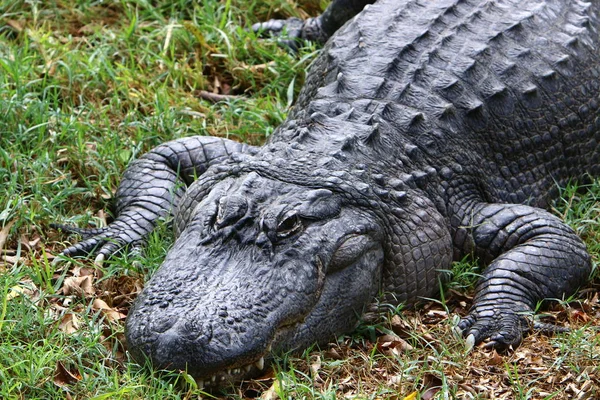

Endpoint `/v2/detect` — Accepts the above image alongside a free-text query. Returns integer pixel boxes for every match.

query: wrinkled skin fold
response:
[56,0,598,383]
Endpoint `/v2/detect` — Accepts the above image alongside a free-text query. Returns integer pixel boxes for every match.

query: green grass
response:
[1,1,599,399]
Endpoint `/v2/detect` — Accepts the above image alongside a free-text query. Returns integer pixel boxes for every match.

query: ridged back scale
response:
[269,0,600,209]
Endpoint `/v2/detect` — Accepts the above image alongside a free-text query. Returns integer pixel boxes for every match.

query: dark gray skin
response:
[56,0,599,385]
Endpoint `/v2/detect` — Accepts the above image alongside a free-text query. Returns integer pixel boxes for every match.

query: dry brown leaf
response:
[421,374,442,400]
[488,350,504,366]
[390,314,412,337]
[85,142,96,152]
[425,310,448,318]
[570,308,591,323]
[54,361,82,387]
[260,380,280,400]
[309,355,323,384]
[79,267,99,278]
[377,334,414,357]
[2,253,21,265]
[20,232,41,251]
[324,347,344,360]
[6,19,24,32]
[62,276,94,297]
[92,298,126,322]
[58,313,80,334]
[98,275,143,308]
[0,219,16,250]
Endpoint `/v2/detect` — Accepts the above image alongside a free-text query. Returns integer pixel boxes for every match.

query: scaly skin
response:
[56,0,598,384]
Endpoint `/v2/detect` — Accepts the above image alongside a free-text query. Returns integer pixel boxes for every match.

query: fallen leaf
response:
[260,380,281,400]
[377,334,414,357]
[421,374,442,400]
[488,350,504,366]
[62,276,94,297]
[390,314,412,337]
[54,361,81,387]
[309,355,324,384]
[92,298,126,322]
[20,232,41,251]
[58,313,80,334]
[324,347,344,360]
[6,19,24,33]
[0,219,16,250]
[5,281,39,302]
[402,392,417,400]
[569,309,591,323]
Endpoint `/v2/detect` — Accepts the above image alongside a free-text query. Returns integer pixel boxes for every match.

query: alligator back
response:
[272,0,600,208]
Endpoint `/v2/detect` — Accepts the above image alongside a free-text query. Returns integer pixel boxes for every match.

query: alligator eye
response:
[276,213,302,239]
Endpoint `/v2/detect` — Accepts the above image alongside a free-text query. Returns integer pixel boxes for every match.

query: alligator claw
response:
[94,253,105,266]
[465,333,476,352]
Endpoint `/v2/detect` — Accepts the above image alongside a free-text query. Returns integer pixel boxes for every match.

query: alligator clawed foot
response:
[456,308,531,352]
[52,222,144,263]
[251,17,305,51]
[251,16,327,51]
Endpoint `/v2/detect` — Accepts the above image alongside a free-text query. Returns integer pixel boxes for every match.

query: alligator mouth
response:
[197,315,307,387]
[204,312,317,386]
[197,344,272,388]
[197,242,383,387]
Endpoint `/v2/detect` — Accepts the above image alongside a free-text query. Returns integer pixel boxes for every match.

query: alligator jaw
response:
[197,345,271,388]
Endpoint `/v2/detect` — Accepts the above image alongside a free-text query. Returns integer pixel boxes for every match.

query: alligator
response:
[56,0,599,386]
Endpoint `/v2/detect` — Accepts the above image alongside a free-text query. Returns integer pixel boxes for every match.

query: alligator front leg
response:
[454,203,592,350]
[252,0,376,49]
[55,136,257,263]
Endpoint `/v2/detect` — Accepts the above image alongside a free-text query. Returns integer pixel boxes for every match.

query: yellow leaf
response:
[6,285,26,301]
[403,392,418,400]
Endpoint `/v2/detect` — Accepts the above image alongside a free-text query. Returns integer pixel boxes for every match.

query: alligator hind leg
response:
[54,136,258,263]
[252,0,375,49]
[453,203,592,350]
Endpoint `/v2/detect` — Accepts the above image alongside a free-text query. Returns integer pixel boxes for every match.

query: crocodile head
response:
[125,171,385,383]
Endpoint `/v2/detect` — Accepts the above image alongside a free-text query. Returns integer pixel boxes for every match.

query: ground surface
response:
[0,1,599,399]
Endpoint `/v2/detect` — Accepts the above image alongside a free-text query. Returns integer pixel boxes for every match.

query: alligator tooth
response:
[227,369,232,375]
[211,375,217,383]
[255,357,265,370]
[266,344,272,352]
[245,365,252,373]
[233,368,240,374]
